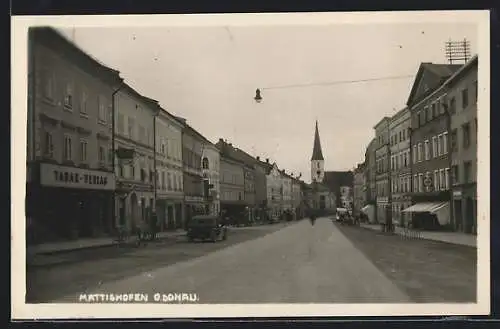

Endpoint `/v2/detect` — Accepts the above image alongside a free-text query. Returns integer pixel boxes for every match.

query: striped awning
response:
[402,202,448,213]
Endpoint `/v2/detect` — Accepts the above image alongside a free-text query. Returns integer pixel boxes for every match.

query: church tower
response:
[311,120,325,183]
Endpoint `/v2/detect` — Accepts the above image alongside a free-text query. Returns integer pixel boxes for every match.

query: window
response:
[461,88,469,109]
[437,134,443,156]
[427,105,433,121]
[131,164,135,179]
[464,161,473,183]
[128,117,135,139]
[443,132,448,154]
[64,82,73,109]
[432,136,437,158]
[418,174,423,192]
[98,96,107,123]
[450,129,458,152]
[63,135,73,161]
[167,173,172,190]
[417,143,423,162]
[79,139,87,162]
[399,153,403,169]
[119,164,124,177]
[432,103,437,118]
[413,174,418,192]
[433,170,439,191]
[42,70,55,100]
[202,157,209,169]
[463,123,471,148]
[445,168,450,190]
[449,96,456,114]
[138,125,145,144]
[80,90,87,115]
[424,140,430,160]
[452,165,459,185]
[98,145,106,164]
[43,131,54,157]
[160,172,165,190]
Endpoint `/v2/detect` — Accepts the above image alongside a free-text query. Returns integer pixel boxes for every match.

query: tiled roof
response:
[323,171,354,189]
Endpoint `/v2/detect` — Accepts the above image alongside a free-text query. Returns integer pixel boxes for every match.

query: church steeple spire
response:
[311,120,324,161]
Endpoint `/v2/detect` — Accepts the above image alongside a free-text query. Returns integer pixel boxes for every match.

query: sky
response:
[58,20,477,183]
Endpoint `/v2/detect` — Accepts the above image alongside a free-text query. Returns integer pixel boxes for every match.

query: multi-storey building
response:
[266,161,283,219]
[448,56,478,234]
[374,117,391,224]
[216,139,257,223]
[114,84,158,232]
[291,174,303,219]
[202,142,221,216]
[218,151,246,222]
[353,162,366,216]
[404,62,462,230]
[254,156,269,221]
[179,119,207,226]
[154,108,184,230]
[365,138,377,204]
[26,27,123,243]
[389,107,412,227]
[280,170,293,213]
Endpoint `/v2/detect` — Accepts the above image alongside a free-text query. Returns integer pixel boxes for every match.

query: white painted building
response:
[155,108,184,230]
[114,84,157,232]
[202,142,221,215]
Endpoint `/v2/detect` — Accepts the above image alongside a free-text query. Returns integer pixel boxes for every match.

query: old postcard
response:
[11,11,490,319]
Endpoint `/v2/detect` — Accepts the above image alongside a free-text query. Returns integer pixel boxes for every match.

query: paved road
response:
[55,217,410,303]
[27,223,291,303]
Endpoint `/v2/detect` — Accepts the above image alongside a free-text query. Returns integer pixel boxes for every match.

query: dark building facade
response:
[404,62,462,230]
[448,56,478,234]
[179,120,209,227]
[26,27,123,244]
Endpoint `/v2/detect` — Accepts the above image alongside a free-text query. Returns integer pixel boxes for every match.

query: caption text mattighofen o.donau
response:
[78,293,200,303]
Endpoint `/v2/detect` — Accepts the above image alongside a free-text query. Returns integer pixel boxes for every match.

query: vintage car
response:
[186,215,228,242]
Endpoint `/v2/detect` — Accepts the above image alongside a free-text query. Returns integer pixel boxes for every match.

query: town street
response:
[55,218,410,303]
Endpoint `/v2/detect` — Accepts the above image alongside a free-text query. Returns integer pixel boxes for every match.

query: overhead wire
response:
[259,74,415,91]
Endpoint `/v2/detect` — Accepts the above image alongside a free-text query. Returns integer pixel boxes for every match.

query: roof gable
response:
[406,63,462,106]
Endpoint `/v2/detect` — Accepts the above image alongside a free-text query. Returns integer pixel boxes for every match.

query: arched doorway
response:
[130,193,138,229]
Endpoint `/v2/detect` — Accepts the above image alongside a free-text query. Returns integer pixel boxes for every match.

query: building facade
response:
[291,175,303,219]
[254,156,269,220]
[266,162,283,219]
[448,56,478,234]
[389,107,412,227]
[180,121,207,226]
[202,142,221,216]
[280,171,293,213]
[352,162,366,216]
[154,108,184,230]
[374,117,391,224]
[114,84,159,233]
[405,63,462,229]
[219,155,246,222]
[26,27,122,243]
[365,138,377,206]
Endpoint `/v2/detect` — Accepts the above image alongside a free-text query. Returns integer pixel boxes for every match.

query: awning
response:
[402,202,448,213]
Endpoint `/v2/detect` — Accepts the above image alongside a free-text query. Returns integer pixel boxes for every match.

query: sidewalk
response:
[27,230,186,256]
[359,223,476,248]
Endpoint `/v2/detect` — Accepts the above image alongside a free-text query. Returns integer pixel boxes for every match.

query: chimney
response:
[256,156,260,161]
[266,158,269,163]
[219,138,224,144]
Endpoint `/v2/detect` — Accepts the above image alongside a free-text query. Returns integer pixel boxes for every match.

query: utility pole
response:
[445,39,471,64]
